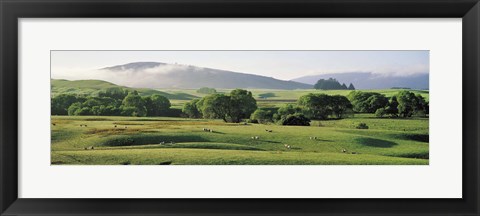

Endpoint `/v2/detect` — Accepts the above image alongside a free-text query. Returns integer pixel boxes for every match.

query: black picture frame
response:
[1,0,479,215]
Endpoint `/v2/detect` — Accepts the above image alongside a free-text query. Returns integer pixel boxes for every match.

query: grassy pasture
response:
[51,114,429,165]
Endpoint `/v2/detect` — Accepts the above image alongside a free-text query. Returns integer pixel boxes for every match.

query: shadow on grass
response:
[259,140,281,144]
[314,139,334,142]
[387,133,429,143]
[355,137,397,148]
[395,152,429,159]
[101,134,209,147]
[403,134,429,143]
[202,131,225,134]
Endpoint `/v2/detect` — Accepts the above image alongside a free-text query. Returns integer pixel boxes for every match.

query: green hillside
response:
[51,79,198,100]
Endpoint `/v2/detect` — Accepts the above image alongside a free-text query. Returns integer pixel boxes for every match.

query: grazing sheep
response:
[84,147,87,150]
[309,137,312,140]
[251,137,255,139]
[268,130,272,132]
[80,125,83,127]
[84,125,87,127]
[342,149,347,153]
[52,123,56,126]
[243,122,248,125]
[210,130,214,133]
[255,136,259,140]
[287,145,291,149]
[114,125,117,128]
[170,141,175,144]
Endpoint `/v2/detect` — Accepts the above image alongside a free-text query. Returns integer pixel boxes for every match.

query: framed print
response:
[1,0,479,215]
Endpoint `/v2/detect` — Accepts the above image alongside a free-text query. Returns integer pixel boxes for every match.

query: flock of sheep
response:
[57,121,357,154]
[202,128,214,133]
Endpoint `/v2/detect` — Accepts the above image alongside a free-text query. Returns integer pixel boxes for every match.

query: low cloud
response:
[304,63,429,77]
[51,64,205,88]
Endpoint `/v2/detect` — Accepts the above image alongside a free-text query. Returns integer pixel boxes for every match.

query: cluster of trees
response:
[182,89,257,123]
[196,87,217,94]
[183,90,356,126]
[250,94,353,126]
[347,90,429,118]
[51,87,172,117]
[314,78,355,90]
[250,105,311,126]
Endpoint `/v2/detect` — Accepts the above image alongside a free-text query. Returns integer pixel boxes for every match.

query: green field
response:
[51,114,429,165]
[51,82,429,165]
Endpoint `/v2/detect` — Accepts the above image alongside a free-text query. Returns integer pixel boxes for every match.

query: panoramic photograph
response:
[50,50,429,165]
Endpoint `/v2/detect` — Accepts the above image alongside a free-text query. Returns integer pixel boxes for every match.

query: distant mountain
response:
[291,72,429,90]
[99,62,312,90]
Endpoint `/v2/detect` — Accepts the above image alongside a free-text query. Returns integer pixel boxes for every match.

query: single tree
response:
[279,113,311,126]
[329,95,353,118]
[348,83,355,90]
[298,93,332,120]
[121,91,147,117]
[385,96,399,117]
[144,94,171,116]
[199,94,230,121]
[182,99,202,118]
[251,109,273,124]
[396,90,418,118]
[375,108,386,117]
[228,89,257,123]
[51,94,81,115]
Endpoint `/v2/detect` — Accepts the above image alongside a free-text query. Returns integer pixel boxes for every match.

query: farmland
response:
[51,112,429,165]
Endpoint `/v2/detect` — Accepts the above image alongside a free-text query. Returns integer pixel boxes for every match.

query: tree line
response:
[51,87,173,117]
[314,78,355,90]
[347,91,429,118]
[248,90,428,126]
[52,86,428,124]
[183,89,428,126]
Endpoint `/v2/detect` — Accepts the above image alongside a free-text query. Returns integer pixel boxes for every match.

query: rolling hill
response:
[51,79,198,100]
[291,72,429,90]
[99,62,312,90]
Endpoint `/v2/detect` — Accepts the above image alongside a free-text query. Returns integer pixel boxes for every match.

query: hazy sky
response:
[51,50,429,81]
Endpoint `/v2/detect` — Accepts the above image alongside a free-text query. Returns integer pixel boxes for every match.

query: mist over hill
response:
[291,72,429,90]
[98,62,312,90]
